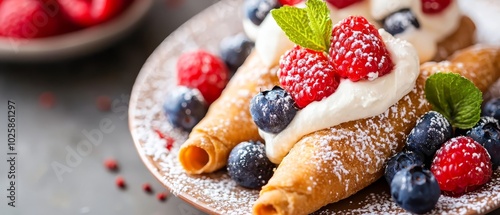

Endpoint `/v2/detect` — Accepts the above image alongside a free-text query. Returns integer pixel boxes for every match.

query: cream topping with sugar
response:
[252,1,376,67]
[328,0,376,24]
[246,0,461,66]
[254,15,295,67]
[458,0,500,45]
[377,0,461,62]
[260,29,420,164]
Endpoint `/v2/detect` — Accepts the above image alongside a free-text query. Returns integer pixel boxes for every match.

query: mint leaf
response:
[271,7,325,51]
[425,73,482,129]
[271,0,331,52]
[305,0,332,51]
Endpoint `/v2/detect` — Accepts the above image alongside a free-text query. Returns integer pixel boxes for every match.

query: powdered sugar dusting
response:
[129,0,500,214]
[312,171,500,215]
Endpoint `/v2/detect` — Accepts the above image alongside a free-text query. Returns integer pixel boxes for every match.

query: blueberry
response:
[483,98,500,120]
[391,165,440,214]
[227,141,275,189]
[244,0,280,26]
[382,9,420,36]
[384,151,424,184]
[466,116,500,169]
[406,111,453,166]
[250,86,298,134]
[219,33,255,74]
[163,86,208,132]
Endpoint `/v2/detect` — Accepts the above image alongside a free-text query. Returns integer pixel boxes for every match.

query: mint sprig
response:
[305,0,332,51]
[425,73,482,129]
[271,0,332,52]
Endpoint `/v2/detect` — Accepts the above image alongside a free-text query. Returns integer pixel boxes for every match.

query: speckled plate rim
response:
[128,1,500,214]
[129,1,238,214]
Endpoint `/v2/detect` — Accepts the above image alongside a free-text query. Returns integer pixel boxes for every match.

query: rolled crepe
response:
[178,52,279,174]
[253,45,500,215]
[178,15,476,175]
[433,16,476,61]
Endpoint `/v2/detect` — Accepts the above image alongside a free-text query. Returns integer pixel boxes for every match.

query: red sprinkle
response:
[157,192,168,201]
[39,91,56,109]
[96,95,112,112]
[154,129,175,151]
[104,158,118,171]
[142,183,153,193]
[116,176,126,188]
[154,129,167,139]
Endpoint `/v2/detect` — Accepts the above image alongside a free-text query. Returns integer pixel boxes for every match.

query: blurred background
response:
[0,0,217,214]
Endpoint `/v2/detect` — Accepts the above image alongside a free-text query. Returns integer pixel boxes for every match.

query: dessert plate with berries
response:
[0,0,152,62]
[130,0,500,214]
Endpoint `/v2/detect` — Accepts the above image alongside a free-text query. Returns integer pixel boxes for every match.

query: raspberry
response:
[326,0,362,9]
[0,0,69,38]
[431,136,493,196]
[421,0,452,14]
[278,0,302,5]
[330,16,394,82]
[177,50,229,104]
[278,46,339,109]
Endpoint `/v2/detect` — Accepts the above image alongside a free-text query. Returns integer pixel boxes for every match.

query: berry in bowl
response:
[0,0,153,61]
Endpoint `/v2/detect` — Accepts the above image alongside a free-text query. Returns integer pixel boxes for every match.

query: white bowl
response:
[0,0,153,62]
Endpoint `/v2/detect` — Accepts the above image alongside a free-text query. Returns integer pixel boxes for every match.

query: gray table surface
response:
[0,0,215,214]
[0,0,499,215]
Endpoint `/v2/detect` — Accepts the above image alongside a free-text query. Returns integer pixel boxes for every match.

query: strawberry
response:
[326,0,362,9]
[431,136,493,196]
[57,0,127,27]
[177,50,229,104]
[0,0,68,38]
[278,46,340,109]
[329,16,394,82]
[421,0,452,14]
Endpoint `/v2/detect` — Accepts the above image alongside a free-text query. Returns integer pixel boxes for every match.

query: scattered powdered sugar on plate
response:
[129,0,500,214]
[311,171,500,215]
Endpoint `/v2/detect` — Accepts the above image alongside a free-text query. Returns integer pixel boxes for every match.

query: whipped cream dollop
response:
[245,0,461,66]
[327,0,375,24]
[370,0,461,62]
[254,0,379,67]
[260,29,420,164]
[252,1,375,67]
[458,0,500,45]
[254,15,295,67]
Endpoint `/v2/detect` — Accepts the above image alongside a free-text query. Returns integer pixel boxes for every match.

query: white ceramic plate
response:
[0,0,153,62]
